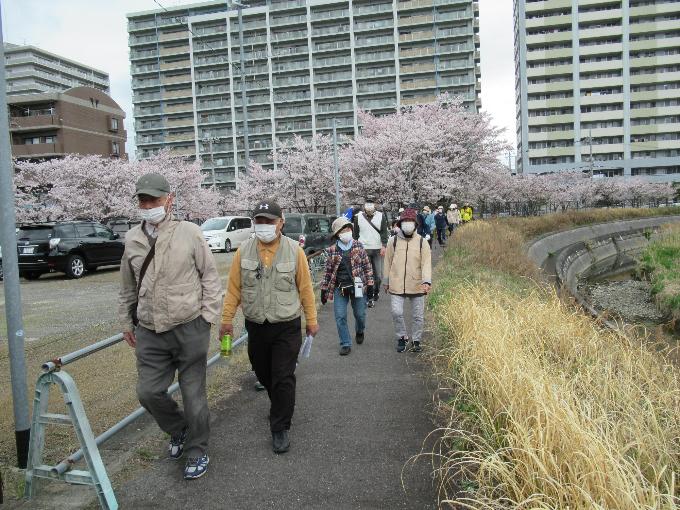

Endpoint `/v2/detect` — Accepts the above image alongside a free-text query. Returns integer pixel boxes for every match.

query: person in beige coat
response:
[383,208,432,353]
[119,173,222,480]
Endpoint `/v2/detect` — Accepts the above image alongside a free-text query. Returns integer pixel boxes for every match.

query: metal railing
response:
[27,330,248,509]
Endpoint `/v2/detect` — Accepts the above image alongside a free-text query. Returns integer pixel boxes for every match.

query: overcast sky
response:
[2,0,516,159]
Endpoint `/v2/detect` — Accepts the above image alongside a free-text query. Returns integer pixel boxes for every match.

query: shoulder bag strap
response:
[136,242,157,297]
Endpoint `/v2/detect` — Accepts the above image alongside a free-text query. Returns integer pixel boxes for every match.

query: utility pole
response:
[588,128,593,178]
[233,0,250,181]
[0,5,31,469]
[202,136,220,189]
[332,118,341,216]
[507,150,513,173]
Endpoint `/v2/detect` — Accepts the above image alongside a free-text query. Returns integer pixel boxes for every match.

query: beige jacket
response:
[383,231,432,295]
[118,215,222,333]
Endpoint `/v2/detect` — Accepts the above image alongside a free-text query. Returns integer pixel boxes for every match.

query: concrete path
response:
[117,287,439,509]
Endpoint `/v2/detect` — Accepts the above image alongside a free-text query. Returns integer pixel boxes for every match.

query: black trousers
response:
[245,317,302,432]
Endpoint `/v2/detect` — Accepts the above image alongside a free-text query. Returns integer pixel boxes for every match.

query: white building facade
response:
[514,0,680,183]
[128,0,481,189]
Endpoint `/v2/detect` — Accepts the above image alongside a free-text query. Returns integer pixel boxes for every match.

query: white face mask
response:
[401,221,416,235]
[255,223,278,243]
[338,232,353,244]
[140,206,166,224]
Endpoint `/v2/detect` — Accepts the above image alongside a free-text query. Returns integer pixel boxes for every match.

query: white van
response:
[201,216,253,252]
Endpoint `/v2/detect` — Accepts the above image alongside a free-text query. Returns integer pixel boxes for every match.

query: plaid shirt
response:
[321,241,375,296]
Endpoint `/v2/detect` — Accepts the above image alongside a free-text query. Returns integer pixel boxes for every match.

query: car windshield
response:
[283,217,302,233]
[201,218,228,231]
[17,227,53,241]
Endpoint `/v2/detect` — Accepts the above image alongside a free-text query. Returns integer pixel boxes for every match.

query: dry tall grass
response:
[429,218,680,508]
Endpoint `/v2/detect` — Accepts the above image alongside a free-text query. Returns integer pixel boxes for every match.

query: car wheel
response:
[224,239,232,253]
[23,271,42,281]
[65,254,86,279]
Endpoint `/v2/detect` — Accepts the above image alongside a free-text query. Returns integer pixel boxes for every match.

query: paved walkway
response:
[117,285,439,509]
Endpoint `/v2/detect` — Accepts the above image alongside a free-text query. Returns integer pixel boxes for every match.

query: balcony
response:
[163,89,192,100]
[9,114,60,131]
[160,60,190,71]
[400,78,436,90]
[398,14,434,27]
[12,142,63,158]
[160,45,190,57]
[159,31,188,43]
[161,74,191,85]
[399,31,434,43]
[354,3,393,16]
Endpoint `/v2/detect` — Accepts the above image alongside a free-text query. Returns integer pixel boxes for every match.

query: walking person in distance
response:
[320,217,374,356]
[383,208,432,353]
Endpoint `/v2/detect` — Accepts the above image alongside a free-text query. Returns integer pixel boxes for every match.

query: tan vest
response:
[240,236,301,324]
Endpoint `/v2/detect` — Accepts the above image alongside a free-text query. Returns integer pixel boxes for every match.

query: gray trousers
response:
[390,295,425,343]
[365,249,383,295]
[135,315,211,458]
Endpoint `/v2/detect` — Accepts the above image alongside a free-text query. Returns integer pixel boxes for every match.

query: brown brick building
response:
[9,87,127,160]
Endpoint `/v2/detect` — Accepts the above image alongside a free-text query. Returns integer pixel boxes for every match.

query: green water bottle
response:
[220,334,232,358]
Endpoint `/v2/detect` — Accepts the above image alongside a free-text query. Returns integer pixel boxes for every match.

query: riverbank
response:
[427,215,679,508]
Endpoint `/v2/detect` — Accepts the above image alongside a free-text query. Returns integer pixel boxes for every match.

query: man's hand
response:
[422,283,432,294]
[306,324,320,337]
[380,246,386,257]
[123,330,136,348]
[320,290,327,306]
[219,323,233,339]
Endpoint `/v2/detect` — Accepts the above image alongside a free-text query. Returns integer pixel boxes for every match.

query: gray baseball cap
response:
[134,173,170,198]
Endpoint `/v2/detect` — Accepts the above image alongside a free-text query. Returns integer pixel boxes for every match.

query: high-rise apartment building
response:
[515,0,680,182]
[128,0,480,190]
[4,43,110,95]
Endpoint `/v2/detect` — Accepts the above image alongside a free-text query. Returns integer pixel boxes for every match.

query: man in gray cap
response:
[119,173,222,480]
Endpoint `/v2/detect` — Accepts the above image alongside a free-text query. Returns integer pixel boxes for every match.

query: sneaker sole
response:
[273,445,290,454]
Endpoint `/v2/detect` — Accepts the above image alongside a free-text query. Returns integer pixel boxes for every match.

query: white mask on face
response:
[255,223,278,243]
[140,206,166,224]
[401,221,416,235]
[338,232,353,244]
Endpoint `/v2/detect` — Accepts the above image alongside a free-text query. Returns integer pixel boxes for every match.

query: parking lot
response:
[0,251,239,468]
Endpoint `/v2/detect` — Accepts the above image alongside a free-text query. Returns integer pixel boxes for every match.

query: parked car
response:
[201,216,253,252]
[282,213,334,255]
[106,217,141,240]
[16,221,124,280]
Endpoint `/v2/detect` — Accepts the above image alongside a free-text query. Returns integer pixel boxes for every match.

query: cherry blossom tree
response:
[14,150,220,223]
[341,95,510,206]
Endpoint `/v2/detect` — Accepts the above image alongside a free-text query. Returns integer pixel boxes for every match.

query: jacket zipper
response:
[403,237,409,293]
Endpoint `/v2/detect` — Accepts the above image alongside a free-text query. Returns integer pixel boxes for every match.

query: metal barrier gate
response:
[24,332,248,510]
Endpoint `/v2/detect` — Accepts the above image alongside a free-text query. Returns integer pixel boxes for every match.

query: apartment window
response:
[111,141,120,156]
[109,117,119,132]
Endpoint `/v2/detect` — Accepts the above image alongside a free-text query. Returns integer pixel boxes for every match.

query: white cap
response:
[398,207,405,213]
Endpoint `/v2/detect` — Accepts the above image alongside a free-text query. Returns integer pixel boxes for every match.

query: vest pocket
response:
[274,261,296,291]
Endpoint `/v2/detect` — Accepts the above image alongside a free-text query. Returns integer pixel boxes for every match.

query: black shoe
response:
[411,341,423,353]
[356,332,364,345]
[272,430,290,454]
[397,337,408,353]
[339,345,351,356]
[168,428,187,460]
[254,380,266,391]
[367,299,375,308]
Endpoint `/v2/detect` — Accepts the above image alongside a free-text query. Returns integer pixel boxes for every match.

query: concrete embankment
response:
[527,215,680,319]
